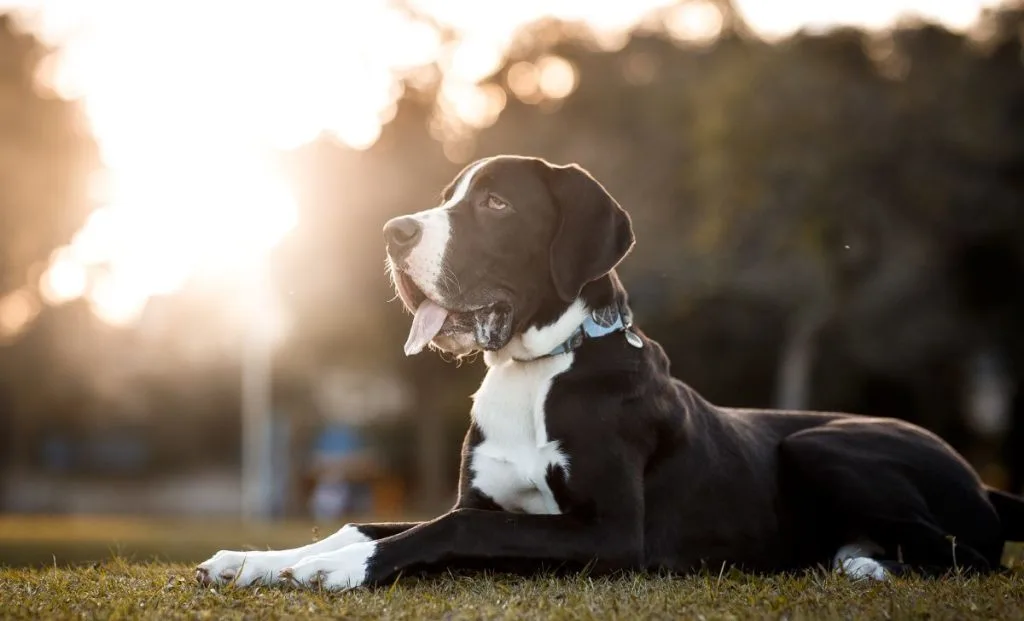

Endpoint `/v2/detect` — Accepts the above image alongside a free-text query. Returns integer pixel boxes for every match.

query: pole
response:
[241,258,274,522]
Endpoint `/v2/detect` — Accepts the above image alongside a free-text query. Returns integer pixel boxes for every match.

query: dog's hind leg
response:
[778,419,1004,575]
[830,523,992,579]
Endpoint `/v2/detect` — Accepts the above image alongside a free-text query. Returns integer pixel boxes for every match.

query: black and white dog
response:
[198,155,1024,590]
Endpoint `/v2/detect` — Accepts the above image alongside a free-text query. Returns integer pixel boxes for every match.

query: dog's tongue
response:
[404,299,449,356]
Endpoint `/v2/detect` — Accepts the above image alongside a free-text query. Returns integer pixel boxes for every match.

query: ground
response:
[6,561,1024,620]
[2,518,1024,620]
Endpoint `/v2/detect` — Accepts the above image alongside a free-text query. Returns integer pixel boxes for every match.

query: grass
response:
[5,561,1024,620]
[2,518,1024,620]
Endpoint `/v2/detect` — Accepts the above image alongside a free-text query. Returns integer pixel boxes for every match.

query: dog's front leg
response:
[196,522,420,586]
[281,509,644,590]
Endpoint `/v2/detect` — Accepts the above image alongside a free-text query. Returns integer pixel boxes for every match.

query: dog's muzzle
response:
[393,270,511,356]
[385,215,514,357]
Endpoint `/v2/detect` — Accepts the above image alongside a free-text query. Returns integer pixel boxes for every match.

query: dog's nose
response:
[384,216,422,259]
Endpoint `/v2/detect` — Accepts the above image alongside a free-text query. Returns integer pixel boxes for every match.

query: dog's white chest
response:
[469,355,573,515]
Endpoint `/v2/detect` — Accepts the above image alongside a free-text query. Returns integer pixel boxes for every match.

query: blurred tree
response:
[0,15,98,295]
[6,1,1024,514]
[0,14,97,508]
[466,7,1024,488]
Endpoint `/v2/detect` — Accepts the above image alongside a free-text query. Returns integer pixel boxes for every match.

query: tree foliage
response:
[3,5,1024,501]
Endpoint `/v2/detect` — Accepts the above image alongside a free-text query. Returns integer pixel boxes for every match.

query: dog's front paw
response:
[837,556,889,581]
[280,541,377,591]
[196,549,291,587]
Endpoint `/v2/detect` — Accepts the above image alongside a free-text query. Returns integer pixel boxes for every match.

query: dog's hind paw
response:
[837,556,889,581]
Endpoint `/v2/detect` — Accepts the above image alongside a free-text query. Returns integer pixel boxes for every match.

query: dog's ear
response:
[546,162,635,302]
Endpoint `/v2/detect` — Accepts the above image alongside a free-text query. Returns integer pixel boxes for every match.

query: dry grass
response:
[2,520,1023,620]
[2,557,1024,619]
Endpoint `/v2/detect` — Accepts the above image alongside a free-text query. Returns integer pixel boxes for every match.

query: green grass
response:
[4,559,1024,619]
[2,518,1023,620]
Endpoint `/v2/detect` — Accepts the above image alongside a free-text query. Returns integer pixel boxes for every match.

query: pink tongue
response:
[404,299,449,356]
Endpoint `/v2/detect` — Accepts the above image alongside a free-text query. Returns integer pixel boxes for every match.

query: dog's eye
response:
[483,194,509,211]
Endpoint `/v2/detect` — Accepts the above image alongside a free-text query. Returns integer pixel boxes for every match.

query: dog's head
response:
[384,155,635,358]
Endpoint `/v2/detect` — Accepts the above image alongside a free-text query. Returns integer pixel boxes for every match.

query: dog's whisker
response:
[440,266,462,297]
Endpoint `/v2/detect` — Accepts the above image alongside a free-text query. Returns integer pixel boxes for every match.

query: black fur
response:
[363,155,1024,586]
[545,163,635,302]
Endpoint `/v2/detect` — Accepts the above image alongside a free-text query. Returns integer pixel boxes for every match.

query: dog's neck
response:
[483,274,633,367]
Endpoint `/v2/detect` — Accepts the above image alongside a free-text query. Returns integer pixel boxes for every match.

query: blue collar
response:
[542,304,643,358]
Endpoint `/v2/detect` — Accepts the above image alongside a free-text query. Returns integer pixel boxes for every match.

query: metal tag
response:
[591,307,618,329]
[624,330,643,349]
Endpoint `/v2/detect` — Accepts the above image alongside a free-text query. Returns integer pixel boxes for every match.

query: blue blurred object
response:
[313,424,367,457]
[309,423,373,519]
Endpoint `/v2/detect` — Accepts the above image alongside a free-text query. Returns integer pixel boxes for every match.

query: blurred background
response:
[1,0,1023,566]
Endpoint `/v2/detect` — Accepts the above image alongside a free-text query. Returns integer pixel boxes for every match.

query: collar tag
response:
[586,307,623,337]
[540,303,640,358]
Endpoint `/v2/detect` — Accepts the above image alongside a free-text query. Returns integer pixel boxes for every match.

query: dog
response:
[197,154,1024,590]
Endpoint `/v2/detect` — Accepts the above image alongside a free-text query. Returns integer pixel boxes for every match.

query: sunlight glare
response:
[0,288,41,340]
[442,82,508,130]
[536,56,578,100]
[2,0,1000,332]
[664,1,724,44]
[38,156,299,322]
[88,272,149,327]
[732,0,1001,40]
[448,38,508,84]
[507,61,543,104]
[39,248,89,305]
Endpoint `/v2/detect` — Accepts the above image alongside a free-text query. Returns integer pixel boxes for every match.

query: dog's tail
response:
[988,487,1024,541]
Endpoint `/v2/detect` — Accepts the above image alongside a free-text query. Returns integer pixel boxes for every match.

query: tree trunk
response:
[775,304,829,411]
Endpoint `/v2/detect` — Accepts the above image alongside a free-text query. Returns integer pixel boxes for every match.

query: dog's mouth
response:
[393,270,504,356]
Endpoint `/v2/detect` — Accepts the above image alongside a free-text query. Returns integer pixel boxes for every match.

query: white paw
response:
[324,524,373,548]
[196,549,296,587]
[280,541,377,591]
[837,556,889,581]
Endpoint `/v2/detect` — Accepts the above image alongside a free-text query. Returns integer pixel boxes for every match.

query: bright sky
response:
[0,0,1004,340]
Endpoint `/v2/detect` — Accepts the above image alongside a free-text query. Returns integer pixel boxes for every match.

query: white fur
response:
[272,303,586,587]
[404,158,489,301]
[833,541,889,581]
[485,299,589,365]
[199,302,589,588]
[281,540,376,591]
[469,302,587,514]
[196,524,370,587]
